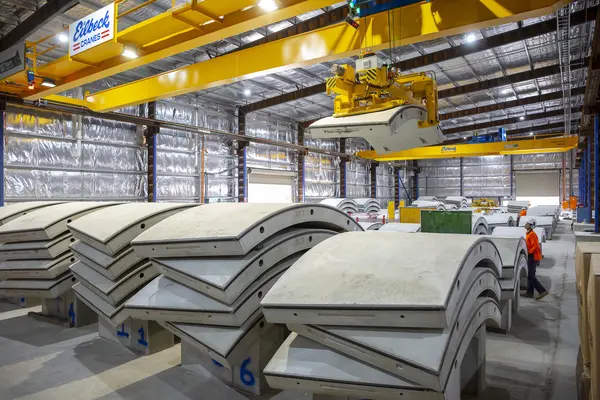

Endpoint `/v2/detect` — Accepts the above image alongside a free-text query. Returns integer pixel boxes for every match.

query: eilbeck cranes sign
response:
[69,3,114,57]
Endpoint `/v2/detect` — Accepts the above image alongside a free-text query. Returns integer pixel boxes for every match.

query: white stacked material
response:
[482,213,516,232]
[411,200,446,210]
[445,196,468,209]
[320,198,359,214]
[574,222,595,232]
[445,204,459,210]
[378,223,421,232]
[507,200,530,214]
[67,203,192,328]
[527,205,560,228]
[124,203,363,395]
[487,237,528,333]
[492,226,546,257]
[0,202,116,298]
[472,216,490,235]
[262,233,502,398]
[354,198,381,214]
[359,222,383,230]
[416,196,438,202]
[518,216,555,239]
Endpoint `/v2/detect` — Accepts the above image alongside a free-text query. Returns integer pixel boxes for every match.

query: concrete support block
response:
[0,296,41,307]
[98,317,174,355]
[31,289,96,327]
[461,325,487,396]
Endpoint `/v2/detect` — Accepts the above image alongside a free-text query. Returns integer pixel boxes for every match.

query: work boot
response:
[521,291,534,298]
[536,291,549,300]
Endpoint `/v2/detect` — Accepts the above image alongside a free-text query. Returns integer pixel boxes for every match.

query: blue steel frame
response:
[589,136,593,223]
[595,114,599,232]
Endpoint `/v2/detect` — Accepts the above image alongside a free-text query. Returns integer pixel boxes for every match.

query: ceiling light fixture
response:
[244,89,252,96]
[257,0,278,12]
[41,77,56,88]
[58,33,68,43]
[520,116,525,120]
[122,45,139,59]
[529,132,534,136]
[501,89,511,95]
[465,33,476,43]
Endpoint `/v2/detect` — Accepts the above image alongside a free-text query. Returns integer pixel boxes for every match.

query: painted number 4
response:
[240,358,255,387]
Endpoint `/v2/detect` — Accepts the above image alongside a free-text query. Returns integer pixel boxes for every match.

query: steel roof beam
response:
[0,0,78,51]
[443,107,580,135]
[240,7,597,113]
[441,87,586,120]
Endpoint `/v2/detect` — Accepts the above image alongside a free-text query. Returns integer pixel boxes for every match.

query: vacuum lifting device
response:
[308,52,444,154]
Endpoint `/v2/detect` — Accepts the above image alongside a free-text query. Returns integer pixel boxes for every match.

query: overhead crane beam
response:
[356,136,578,162]
[443,107,580,135]
[440,87,585,121]
[22,0,346,100]
[82,0,573,112]
[239,5,596,114]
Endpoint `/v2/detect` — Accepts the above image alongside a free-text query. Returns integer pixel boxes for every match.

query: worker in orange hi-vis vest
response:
[523,218,549,300]
[517,207,527,226]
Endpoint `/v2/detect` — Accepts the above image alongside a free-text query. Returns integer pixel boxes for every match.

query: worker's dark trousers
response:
[527,254,546,295]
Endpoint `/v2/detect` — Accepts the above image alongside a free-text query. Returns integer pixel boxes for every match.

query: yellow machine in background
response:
[472,198,497,213]
[309,52,444,154]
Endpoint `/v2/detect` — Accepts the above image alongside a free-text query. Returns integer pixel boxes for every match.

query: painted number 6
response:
[240,358,255,387]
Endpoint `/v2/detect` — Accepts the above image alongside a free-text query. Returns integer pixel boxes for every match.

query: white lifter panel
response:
[261,232,502,329]
[0,202,117,242]
[70,241,142,280]
[308,105,444,154]
[68,203,192,255]
[154,229,336,304]
[132,203,362,258]
[0,201,64,225]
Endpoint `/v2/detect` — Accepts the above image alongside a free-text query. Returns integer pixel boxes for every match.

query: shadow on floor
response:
[0,315,96,347]
[509,304,557,345]
[6,337,138,398]
[539,256,557,269]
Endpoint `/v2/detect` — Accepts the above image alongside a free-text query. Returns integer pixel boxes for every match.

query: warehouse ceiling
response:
[0,0,595,143]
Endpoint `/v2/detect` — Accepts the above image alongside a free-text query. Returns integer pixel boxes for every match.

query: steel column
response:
[588,137,592,222]
[510,155,514,199]
[146,102,158,202]
[595,114,599,232]
[370,163,378,199]
[298,124,305,203]
[340,139,347,198]
[394,167,400,206]
[237,107,248,203]
[459,158,464,196]
[413,161,419,200]
[0,102,4,206]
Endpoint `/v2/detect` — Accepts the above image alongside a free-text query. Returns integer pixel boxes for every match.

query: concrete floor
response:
[0,222,579,400]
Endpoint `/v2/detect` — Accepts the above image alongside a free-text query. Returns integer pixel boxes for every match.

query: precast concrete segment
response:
[0,233,75,260]
[288,272,501,391]
[472,216,489,235]
[378,223,421,232]
[359,222,383,230]
[261,232,502,329]
[161,311,264,368]
[487,237,527,270]
[70,241,142,280]
[492,226,546,243]
[320,198,359,214]
[124,263,293,326]
[73,282,129,325]
[0,201,65,225]
[482,214,516,230]
[154,229,336,304]
[265,299,497,400]
[0,202,117,242]
[0,271,76,298]
[0,252,75,279]
[70,260,158,306]
[131,203,363,258]
[68,203,193,255]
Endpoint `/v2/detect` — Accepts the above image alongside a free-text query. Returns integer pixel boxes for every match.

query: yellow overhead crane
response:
[11,0,570,112]
[308,51,444,154]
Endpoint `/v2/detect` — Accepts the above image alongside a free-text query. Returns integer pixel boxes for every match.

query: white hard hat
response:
[525,217,536,226]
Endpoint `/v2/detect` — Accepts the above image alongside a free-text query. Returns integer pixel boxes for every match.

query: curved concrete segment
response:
[358,222,382,230]
[0,201,65,225]
[320,198,359,214]
[73,282,129,325]
[131,203,362,258]
[70,260,158,306]
[124,263,292,326]
[0,252,74,279]
[265,299,499,399]
[488,237,527,272]
[482,214,515,230]
[70,241,142,280]
[472,216,489,235]
[162,311,264,368]
[0,202,117,242]
[0,233,75,260]
[492,226,546,244]
[288,272,501,391]
[262,232,502,329]
[378,223,421,233]
[154,229,336,305]
[68,203,192,256]
[0,272,75,298]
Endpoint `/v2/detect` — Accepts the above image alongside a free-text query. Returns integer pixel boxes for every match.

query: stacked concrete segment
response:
[0,202,116,325]
[320,198,359,214]
[123,203,363,396]
[67,203,192,353]
[261,233,503,399]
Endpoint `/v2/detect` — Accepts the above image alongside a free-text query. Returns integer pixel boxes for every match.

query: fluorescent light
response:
[501,89,511,94]
[58,33,68,43]
[244,89,251,96]
[257,0,278,12]
[41,77,56,88]
[122,46,138,59]
[520,116,525,120]
[465,33,476,43]
[529,132,534,136]
[463,136,467,139]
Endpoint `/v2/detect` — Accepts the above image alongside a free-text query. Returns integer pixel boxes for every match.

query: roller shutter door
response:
[515,170,560,206]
